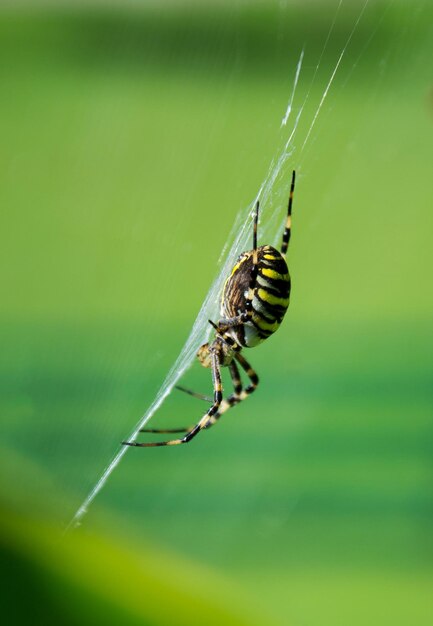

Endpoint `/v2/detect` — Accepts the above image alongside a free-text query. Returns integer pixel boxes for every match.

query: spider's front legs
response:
[215,313,249,333]
[122,350,223,447]
[281,170,296,256]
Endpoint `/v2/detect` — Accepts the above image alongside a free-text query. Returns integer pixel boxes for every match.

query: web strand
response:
[299,0,370,162]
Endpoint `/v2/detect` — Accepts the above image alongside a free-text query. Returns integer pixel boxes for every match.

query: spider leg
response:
[281,170,295,256]
[138,387,212,435]
[234,351,259,396]
[139,426,193,434]
[215,313,249,331]
[203,360,242,429]
[138,384,213,436]
[229,359,243,397]
[175,385,213,402]
[205,353,259,428]
[123,350,223,447]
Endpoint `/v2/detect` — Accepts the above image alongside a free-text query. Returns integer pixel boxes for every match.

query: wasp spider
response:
[123,171,296,448]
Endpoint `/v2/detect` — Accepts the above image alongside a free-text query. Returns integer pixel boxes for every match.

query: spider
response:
[122,170,296,447]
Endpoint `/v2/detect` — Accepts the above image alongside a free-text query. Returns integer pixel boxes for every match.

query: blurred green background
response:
[1,1,432,624]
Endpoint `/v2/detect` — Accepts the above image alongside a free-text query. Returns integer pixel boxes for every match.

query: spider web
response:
[66,0,374,531]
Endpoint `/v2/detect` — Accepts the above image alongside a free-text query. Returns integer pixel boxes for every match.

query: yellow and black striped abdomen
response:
[221,245,290,348]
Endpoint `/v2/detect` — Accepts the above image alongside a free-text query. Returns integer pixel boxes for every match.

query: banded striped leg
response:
[122,351,223,447]
[205,352,259,428]
[235,352,259,396]
[136,386,212,436]
[140,361,243,435]
[281,170,296,256]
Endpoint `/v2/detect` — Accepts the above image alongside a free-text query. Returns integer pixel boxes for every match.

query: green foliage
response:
[0,501,263,626]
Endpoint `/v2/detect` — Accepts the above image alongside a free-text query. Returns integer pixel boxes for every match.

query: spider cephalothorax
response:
[197,338,235,369]
[123,171,296,448]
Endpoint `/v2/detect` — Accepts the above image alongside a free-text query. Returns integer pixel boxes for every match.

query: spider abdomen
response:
[222,245,290,348]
